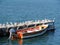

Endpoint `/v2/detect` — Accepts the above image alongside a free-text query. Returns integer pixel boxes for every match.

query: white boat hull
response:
[23,29,47,39]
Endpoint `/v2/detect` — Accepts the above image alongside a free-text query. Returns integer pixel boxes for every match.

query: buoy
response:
[17,32,23,39]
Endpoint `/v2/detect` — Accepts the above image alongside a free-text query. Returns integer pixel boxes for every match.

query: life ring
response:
[17,32,23,39]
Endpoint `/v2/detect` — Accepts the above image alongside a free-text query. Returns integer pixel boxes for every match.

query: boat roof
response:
[0,19,54,28]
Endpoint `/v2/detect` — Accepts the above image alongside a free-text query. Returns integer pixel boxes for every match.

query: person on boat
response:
[9,28,15,39]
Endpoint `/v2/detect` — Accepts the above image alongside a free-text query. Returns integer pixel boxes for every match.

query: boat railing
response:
[0,19,54,29]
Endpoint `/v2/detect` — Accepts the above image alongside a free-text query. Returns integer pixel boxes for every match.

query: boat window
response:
[44,23,48,24]
[18,26,24,29]
[36,23,42,26]
[23,25,27,28]
[28,24,35,27]
[41,27,44,29]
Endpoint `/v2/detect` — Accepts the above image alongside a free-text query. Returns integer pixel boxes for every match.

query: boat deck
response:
[0,19,54,29]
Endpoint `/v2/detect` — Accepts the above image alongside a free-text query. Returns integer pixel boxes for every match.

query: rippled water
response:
[0,31,55,45]
[0,0,60,45]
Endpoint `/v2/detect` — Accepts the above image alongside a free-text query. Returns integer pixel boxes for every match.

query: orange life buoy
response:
[17,32,23,39]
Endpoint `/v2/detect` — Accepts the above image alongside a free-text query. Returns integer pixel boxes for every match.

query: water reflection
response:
[18,39,23,45]
[0,30,55,45]
[8,40,13,45]
[23,30,55,45]
[5,39,23,45]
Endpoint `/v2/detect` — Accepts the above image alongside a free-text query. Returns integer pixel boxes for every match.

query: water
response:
[0,0,60,45]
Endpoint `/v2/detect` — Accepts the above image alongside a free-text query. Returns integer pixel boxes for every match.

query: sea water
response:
[0,0,60,45]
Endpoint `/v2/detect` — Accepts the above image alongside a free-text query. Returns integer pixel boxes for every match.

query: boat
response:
[0,19,55,37]
[15,24,48,39]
